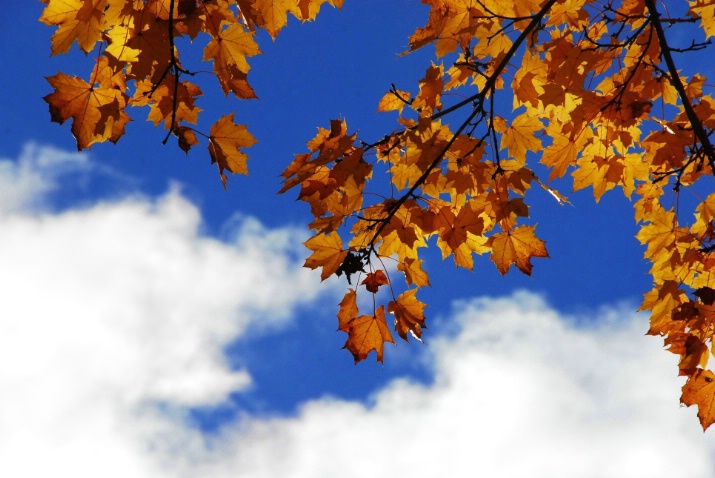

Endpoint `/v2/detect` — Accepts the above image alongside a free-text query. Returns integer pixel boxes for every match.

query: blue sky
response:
[1,1,714,477]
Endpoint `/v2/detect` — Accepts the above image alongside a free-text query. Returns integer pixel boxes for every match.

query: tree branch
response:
[363,0,559,252]
[645,0,715,174]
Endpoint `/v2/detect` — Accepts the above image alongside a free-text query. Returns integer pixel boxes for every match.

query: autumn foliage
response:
[40,0,715,430]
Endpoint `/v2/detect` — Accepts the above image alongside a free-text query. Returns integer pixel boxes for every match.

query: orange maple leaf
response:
[203,23,261,98]
[487,225,549,275]
[44,71,130,151]
[412,63,444,113]
[337,288,358,332]
[303,232,348,281]
[681,369,715,430]
[388,289,427,342]
[254,0,299,38]
[134,77,203,129]
[397,257,431,287]
[361,270,389,293]
[207,113,257,187]
[343,306,395,363]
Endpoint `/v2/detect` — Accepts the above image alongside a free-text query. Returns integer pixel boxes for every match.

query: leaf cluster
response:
[40,0,342,186]
[40,0,715,430]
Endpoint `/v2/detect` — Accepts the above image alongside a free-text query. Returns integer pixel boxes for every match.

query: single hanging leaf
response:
[681,369,715,430]
[361,270,389,293]
[207,113,257,187]
[337,289,358,332]
[343,305,395,363]
[175,126,199,154]
[397,257,430,288]
[303,232,349,281]
[388,289,427,342]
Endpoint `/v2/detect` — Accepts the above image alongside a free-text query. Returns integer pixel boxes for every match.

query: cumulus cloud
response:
[0,145,328,477]
[185,293,715,478]
[1,145,714,478]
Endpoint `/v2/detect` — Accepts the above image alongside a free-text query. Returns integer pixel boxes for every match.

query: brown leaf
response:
[361,270,389,293]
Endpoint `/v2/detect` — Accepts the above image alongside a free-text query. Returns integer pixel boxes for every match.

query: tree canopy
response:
[39,0,715,430]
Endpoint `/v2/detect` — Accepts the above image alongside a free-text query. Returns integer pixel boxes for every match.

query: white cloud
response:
[0,145,328,477]
[1,145,714,478]
[185,292,715,478]
[0,143,89,213]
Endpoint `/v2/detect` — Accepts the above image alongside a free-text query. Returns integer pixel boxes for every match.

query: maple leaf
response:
[203,23,261,98]
[408,0,480,56]
[361,270,389,293]
[397,257,431,288]
[343,306,395,363]
[681,369,715,430]
[44,71,130,150]
[487,225,549,275]
[412,63,444,113]
[388,289,427,341]
[303,232,349,281]
[435,203,490,269]
[175,126,199,153]
[256,0,299,38]
[378,89,412,114]
[337,288,358,332]
[134,77,203,129]
[207,113,257,187]
[689,0,715,39]
[40,0,106,55]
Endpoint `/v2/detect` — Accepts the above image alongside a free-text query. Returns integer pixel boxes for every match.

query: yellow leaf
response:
[500,113,543,164]
[303,232,349,281]
[255,0,300,38]
[208,113,257,187]
[689,0,715,39]
[397,257,431,287]
[40,0,106,54]
[377,89,412,113]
